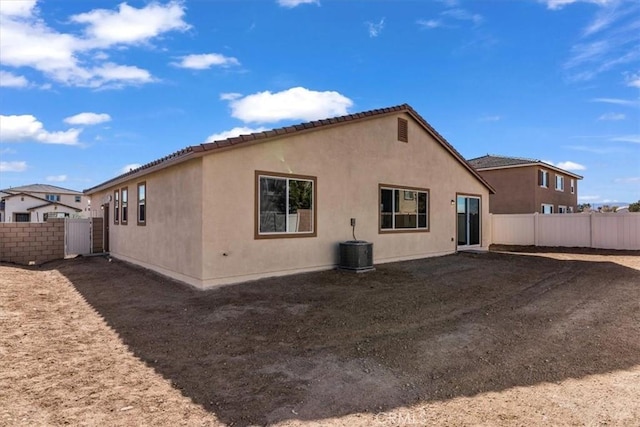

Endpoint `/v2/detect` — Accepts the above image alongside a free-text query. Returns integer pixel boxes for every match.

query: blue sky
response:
[0,0,638,204]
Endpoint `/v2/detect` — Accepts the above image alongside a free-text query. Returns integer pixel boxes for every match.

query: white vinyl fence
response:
[491,213,640,250]
[65,218,91,256]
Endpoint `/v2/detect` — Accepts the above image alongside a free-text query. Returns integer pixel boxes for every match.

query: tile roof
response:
[85,104,495,194]
[467,155,583,179]
[1,183,83,195]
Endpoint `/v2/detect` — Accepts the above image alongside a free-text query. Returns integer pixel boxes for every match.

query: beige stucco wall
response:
[200,113,491,287]
[88,158,204,285]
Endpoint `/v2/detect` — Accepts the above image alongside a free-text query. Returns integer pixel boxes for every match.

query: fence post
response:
[534,212,539,247]
[589,211,594,248]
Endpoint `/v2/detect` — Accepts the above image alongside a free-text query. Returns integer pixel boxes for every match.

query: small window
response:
[45,194,60,202]
[114,190,119,224]
[397,118,408,142]
[555,175,564,191]
[568,206,574,213]
[256,171,316,238]
[570,179,575,194]
[541,203,554,214]
[75,195,81,203]
[538,170,549,188]
[380,185,429,231]
[137,182,146,225]
[121,187,128,224]
[558,205,567,213]
[14,213,30,222]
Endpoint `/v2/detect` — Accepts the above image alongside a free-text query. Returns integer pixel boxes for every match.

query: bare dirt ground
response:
[1,248,639,426]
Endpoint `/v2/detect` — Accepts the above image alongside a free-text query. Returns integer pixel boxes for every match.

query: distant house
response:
[0,184,89,222]
[85,104,495,289]
[467,155,582,214]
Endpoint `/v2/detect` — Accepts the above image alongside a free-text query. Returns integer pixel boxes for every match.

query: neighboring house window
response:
[570,179,575,194]
[397,118,408,142]
[568,206,574,213]
[45,194,60,202]
[558,205,567,213]
[256,171,316,238]
[114,189,119,224]
[555,175,564,191]
[121,187,128,224]
[541,204,554,214]
[14,213,30,222]
[538,170,549,188]
[137,182,146,225]
[75,196,81,202]
[380,185,429,231]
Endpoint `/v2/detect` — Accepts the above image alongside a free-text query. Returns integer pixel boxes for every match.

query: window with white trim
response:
[558,205,567,213]
[114,189,119,224]
[541,204,554,214]
[45,194,60,202]
[570,179,575,194]
[538,170,549,188]
[257,172,315,237]
[380,186,429,231]
[121,187,128,224]
[555,175,564,191]
[137,182,146,225]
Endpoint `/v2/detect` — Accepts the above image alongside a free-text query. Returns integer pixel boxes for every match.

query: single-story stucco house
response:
[84,104,494,289]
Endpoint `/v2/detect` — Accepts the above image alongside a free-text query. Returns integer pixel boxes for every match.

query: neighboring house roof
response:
[0,183,83,195]
[85,104,495,194]
[2,192,82,212]
[468,155,583,179]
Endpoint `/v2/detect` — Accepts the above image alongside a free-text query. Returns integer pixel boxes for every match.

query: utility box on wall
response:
[338,241,374,272]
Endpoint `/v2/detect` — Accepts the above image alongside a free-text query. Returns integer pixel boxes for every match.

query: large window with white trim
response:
[538,170,549,188]
[555,175,564,191]
[380,185,429,231]
[256,171,316,238]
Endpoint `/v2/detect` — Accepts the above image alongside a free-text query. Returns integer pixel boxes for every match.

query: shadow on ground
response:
[47,251,640,426]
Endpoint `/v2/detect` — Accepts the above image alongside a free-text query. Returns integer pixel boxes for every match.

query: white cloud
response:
[597,112,626,120]
[366,18,385,38]
[220,92,242,101]
[579,195,601,201]
[0,0,37,17]
[591,98,639,107]
[0,114,81,145]
[277,0,319,8]
[120,163,142,174]
[223,87,354,124]
[541,0,613,10]
[625,72,640,88]
[64,112,111,125]
[0,70,29,88]
[0,1,188,89]
[205,126,269,142]
[70,1,190,48]
[543,159,587,171]
[441,8,483,25]
[0,161,27,172]
[173,53,240,70]
[611,135,640,143]
[417,19,444,29]
[46,174,67,182]
[558,1,639,82]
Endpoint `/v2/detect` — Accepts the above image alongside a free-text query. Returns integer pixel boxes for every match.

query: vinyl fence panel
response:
[491,213,640,250]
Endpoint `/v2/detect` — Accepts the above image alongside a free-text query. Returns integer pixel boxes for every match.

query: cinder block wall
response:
[0,219,65,265]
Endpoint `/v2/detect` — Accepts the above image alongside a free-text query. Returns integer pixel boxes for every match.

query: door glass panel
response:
[469,198,480,245]
[457,197,467,245]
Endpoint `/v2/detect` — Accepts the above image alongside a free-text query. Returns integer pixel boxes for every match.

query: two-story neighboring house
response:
[0,184,89,222]
[467,155,583,214]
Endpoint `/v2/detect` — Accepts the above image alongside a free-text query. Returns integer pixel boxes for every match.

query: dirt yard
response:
[1,249,639,426]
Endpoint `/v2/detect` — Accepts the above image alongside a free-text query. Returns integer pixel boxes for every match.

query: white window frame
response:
[541,203,554,214]
[379,185,429,232]
[45,194,60,202]
[558,205,567,214]
[570,179,575,194]
[555,175,564,191]
[539,170,549,188]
